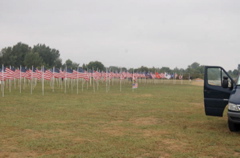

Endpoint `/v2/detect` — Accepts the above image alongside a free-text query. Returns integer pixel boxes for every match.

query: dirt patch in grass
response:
[50,129,73,136]
[142,129,170,137]
[130,117,158,125]
[137,152,171,158]
[139,94,153,97]
[161,138,188,153]
[20,128,74,140]
[39,120,73,124]
[0,152,38,158]
[191,81,203,86]
[101,126,126,136]
[22,129,44,138]
[191,102,203,106]
[0,137,38,158]
[72,137,96,143]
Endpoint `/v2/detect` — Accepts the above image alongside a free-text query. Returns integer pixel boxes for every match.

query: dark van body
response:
[204,66,240,132]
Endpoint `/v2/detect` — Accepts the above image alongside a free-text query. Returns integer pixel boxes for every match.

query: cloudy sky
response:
[1,0,240,70]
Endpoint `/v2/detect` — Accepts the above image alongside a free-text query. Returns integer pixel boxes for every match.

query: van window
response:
[207,68,229,86]
[237,77,240,85]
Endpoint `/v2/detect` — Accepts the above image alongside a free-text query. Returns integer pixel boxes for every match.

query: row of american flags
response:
[0,67,183,81]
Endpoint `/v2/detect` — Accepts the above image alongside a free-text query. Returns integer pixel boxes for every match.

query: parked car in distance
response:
[204,66,240,132]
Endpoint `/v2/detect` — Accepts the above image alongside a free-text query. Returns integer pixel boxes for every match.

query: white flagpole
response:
[52,67,55,92]
[86,69,89,90]
[120,68,122,92]
[2,64,4,97]
[9,66,11,93]
[31,66,33,95]
[65,66,67,93]
[23,68,26,90]
[96,68,99,91]
[109,69,110,91]
[145,71,147,85]
[173,73,174,84]
[92,68,95,93]
[82,78,84,92]
[60,68,63,89]
[77,67,79,94]
[87,74,89,90]
[132,68,134,92]
[42,66,44,96]
[89,71,91,89]
[181,74,183,85]
[106,67,108,93]
[14,68,16,90]
[174,73,177,84]
[20,65,22,94]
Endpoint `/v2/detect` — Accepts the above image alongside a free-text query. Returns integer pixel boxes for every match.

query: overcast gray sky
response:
[1,0,240,70]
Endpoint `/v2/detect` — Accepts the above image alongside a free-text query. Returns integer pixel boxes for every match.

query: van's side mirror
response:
[222,76,229,88]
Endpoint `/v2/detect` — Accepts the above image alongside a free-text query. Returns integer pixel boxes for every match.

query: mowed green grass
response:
[0,80,240,158]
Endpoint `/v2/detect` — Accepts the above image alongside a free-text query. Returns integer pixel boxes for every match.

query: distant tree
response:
[160,67,171,73]
[109,66,120,72]
[72,62,80,70]
[228,69,239,79]
[109,66,127,72]
[177,68,186,76]
[233,69,239,76]
[55,58,62,68]
[82,64,87,70]
[189,62,200,69]
[63,59,79,69]
[173,67,180,73]
[121,67,127,72]
[186,62,204,79]
[24,51,43,68]
[65,59,73,68]
[149,67,157,73]
[137,66,149,73]
[32,44,60,68]
[0,42,31,67]
[0,47,16,66]
[87,61,105,71]
[128,68,134,73]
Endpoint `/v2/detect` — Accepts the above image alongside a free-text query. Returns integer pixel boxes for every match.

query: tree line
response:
[0,42,238,79]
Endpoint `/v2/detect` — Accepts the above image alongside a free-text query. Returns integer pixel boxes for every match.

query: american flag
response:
[65,69,75,79]
[155,72,161,79]
[132,73,137,81]
[160,73,165,78]
[74,70,89,80]
[5,68,14,80]
[35,69,43,80]
[179,75,183,80]
[93,71,101,80]
[150,73,156,79]
[120,73,125,80]
[59,70,65,79]
[44,70,53,80]
[132,83,138,89]
[13,69,20,79]
[24,70,32,80]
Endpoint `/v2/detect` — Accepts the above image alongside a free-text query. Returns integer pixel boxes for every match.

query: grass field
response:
[0,80,240,158]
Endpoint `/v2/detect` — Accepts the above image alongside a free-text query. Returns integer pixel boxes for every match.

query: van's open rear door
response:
[204,66,234,117]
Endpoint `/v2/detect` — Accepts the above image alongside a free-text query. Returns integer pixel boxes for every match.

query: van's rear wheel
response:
[228,120,240,132]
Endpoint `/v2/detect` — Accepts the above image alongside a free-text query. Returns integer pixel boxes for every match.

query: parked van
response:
[204,66,240,132]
